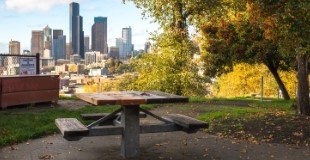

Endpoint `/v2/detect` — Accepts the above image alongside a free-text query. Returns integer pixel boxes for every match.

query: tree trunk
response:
[296,54,310,116]
[266,65,290,100]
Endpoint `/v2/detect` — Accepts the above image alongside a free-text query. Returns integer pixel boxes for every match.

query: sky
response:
[0,0,159,53]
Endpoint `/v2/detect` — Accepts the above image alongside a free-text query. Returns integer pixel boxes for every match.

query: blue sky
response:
[0,0,158,53]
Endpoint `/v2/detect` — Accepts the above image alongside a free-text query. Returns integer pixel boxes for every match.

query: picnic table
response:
[55,91,208,158]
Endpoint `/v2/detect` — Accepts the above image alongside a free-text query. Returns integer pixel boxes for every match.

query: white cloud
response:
[5,0,76,12]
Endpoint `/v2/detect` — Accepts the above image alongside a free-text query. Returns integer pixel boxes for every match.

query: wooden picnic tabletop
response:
[76,91,188,106]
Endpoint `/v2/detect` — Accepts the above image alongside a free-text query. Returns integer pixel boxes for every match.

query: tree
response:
[123,0,222,35]
[250,0,310,115]
[68,64,77,73]
[132,30,207,96]
[198,1,294,100]
[122,0,217,95]
[106,58,122,74]
[214,63,297,98]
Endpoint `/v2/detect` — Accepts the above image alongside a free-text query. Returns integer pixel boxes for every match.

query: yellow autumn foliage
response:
[83,74,137,93]
[212,63,297,98]
[68,64,77,72]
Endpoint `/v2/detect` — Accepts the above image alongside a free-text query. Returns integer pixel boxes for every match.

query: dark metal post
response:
[36,53,40,74]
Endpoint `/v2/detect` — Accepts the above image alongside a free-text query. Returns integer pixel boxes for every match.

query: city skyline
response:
[0,0,158,53]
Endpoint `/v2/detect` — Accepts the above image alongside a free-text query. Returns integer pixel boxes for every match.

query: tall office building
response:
[66,43,72,60]
[116,38,124,58]
[144,41,151,53]
[69,2,84,59]
[109,46,119,59]
[122,27,134,57]
[116,27,133,59]
[53,29,63,40]
[122,27,132,44]
[84,36,90,52]
[43,25,52,50]
[91,17,107,54]
[9,40,20,55]
[52,29,66,60]
[31,30,44,56]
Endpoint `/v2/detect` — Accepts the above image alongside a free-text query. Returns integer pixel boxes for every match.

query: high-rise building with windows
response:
[144,41,151,53]
[66,43,72,60]
[9,40,20,55]
[69,2,84,59]
[84,36,90,52]
[53,29,66,60]
[122,27,132,44]
[43,25,52,51]
[31,30,44,56]
[109,46,119,59]
[53,30,63,40]
[116,27,133,59]
[91,17,107,54]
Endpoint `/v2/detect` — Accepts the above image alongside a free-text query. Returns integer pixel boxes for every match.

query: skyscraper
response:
[53,29,63,40]
[43,25,52,58]
[116,27,133,59]
[122,27,132,44]
[69,2,84,59]
[31,30,44,56]
[84,36,90,52]
[9,40,20,55]
[66,43,72,60]
[109,46,119,59]
[43,25,52,50]
[53,29,66,60]
[116,38,124,58]
[91,17,107,54]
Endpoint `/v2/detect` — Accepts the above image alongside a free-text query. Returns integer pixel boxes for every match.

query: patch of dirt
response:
[55,99,91,110]
[209,113,310,147]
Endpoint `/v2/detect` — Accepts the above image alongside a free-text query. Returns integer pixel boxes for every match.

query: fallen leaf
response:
[39,154,53,160]
[10,146,17,150]
[182,138,188,145]
[155,142,168,146]
[240,149,247,153]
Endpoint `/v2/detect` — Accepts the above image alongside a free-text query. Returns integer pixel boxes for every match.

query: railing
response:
[0,53,40,76]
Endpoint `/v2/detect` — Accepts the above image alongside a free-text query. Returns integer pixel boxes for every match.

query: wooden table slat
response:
[76,91,188,106]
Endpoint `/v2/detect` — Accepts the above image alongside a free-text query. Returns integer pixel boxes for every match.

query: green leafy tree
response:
[123,0,221,35]
[122,0,217,95]
[132,31,207,96]
[198,1,294,100]
[250,0,310,115]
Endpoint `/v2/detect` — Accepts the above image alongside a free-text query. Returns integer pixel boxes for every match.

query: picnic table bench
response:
[55,91,208,158]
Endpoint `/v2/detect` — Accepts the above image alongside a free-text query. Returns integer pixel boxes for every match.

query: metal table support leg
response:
[120,105,140,158]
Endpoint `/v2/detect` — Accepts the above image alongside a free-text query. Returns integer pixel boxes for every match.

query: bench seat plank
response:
[55,118,89,141]
[163,114,209,132]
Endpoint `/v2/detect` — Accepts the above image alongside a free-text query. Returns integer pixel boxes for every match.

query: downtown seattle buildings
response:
[69,2,84,59]
[116,27,134,59]
[9,40,20,55]
[92,17,108,54]
[24,1,139,73]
